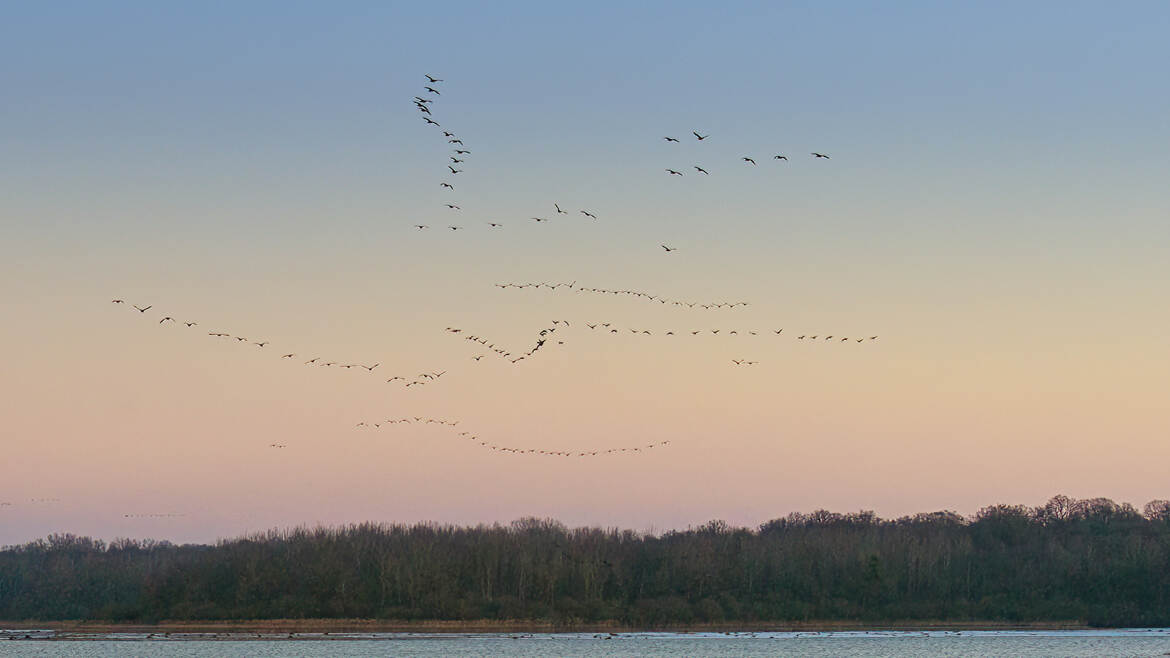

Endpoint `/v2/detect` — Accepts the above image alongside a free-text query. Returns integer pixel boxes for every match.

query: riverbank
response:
[0,619,1092,635]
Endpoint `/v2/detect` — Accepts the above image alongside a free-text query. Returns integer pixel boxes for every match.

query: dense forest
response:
[3,495,1170,627]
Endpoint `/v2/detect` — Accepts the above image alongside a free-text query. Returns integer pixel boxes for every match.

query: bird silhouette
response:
[424,86,440,95]
[664,136,680,142]
[440,183,453,190]
[580,210,597,219]
[133,305,152,313]
[111,299,124,304]
[666,169,683,176]
[661,244,678,252]
[554,203,567,214]
[159,317,173,324]
[774,155,788,160]
[693,131,709,140]
[448,166,463,174]
[811,152,830,159]
[425,75,443,83]
[694,166,709,174]
[414,224,429,229]
[742,157,757,165]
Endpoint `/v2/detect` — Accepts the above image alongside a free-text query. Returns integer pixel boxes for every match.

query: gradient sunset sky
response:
[2,1,1169,545]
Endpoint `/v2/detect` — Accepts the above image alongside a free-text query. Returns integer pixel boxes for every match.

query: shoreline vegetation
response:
[3,495,1170,628]
[0,619,1095,634]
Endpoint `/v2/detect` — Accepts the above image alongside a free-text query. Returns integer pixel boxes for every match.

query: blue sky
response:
[2,1,1169,543]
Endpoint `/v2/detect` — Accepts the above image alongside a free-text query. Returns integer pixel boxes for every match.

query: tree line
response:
[2,495,1169,627]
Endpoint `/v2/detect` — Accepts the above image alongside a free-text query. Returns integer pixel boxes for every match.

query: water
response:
[4,629,1170,657]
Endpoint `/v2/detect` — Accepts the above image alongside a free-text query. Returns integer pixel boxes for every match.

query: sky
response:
[2,1,1169,545]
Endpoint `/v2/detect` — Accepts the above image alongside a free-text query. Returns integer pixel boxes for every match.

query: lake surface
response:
[4,629,1170,657]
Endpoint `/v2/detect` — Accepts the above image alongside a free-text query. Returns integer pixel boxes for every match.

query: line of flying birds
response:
[496,282,749,309]
[446,324,563,363]
[663,131,831,176]
[356,417,672,458]
[110,299,447,389]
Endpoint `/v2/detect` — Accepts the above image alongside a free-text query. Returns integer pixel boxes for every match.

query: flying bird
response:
[423,117,439,126]
[445,204,461,210]
[448,225,462,230]
[449,166,463,174]
[774,155,788,160]
[554,203,567,214]
[424,86,440,95]
[133,305,151,313]
[811,152,830,159]
[449,139,464,145]
[664,136,680,142]
[694,166,709,174]
[159,317,173,324]
[184,322,197,327]
[661,244,678,252]
[425,75,443,83]
[414,224,429,229]
[531,217,548,222]
[488,222,503,228]
[666,169,683,176]
[441,183,453,189]
[742,157,757,165]
[111,299,124,304]
[281,353,294,358]
[693,131,709,140]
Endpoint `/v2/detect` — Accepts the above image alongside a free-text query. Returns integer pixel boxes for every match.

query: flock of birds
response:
[411,76,605,233]
[109,299,448,388]
[496,282,749,309]
[74,72,879,523]
[663,131,831,179]
[355,417,671,458]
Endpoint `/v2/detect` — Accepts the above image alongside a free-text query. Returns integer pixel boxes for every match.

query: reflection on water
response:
[3,629,1170,658]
